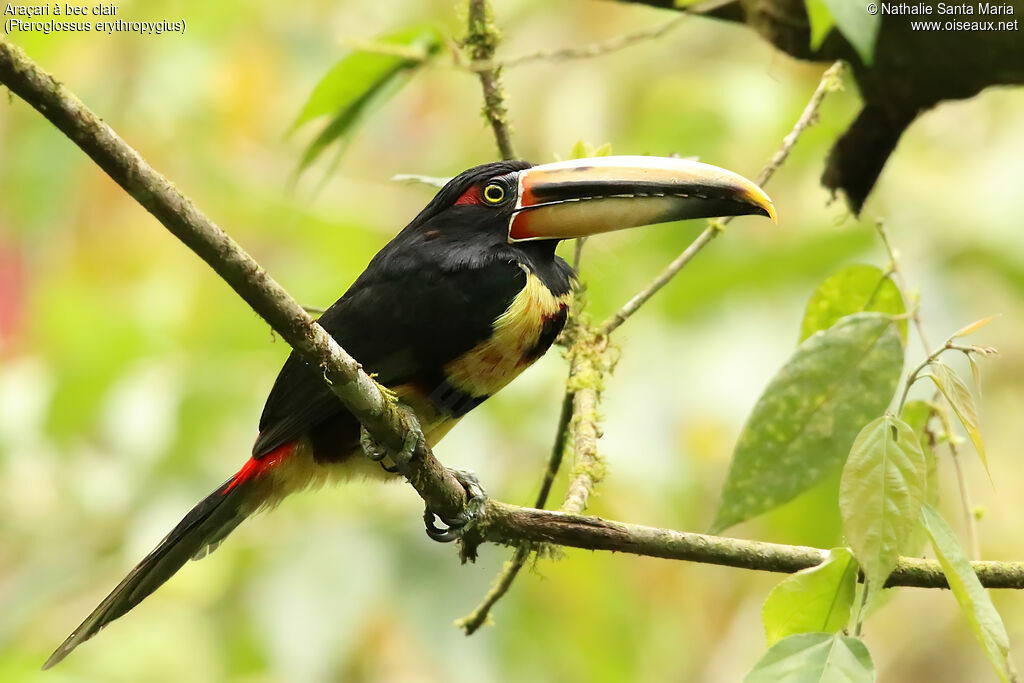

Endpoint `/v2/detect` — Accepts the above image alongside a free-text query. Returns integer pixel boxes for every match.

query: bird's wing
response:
[251,261,525,458]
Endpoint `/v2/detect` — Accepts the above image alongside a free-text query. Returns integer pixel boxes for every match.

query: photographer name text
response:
[879,2,1013,14]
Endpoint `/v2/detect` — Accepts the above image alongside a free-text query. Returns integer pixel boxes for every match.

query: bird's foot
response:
[424,468,487,543]
[358,415,423,475]
[359,426,388,463]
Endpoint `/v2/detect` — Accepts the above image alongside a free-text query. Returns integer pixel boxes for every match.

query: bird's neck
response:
[508,240,575,298]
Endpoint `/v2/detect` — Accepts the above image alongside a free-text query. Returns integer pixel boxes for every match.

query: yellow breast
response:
[444,267,572,398]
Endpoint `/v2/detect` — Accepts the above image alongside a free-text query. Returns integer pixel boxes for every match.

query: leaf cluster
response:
[710,261,1012,680]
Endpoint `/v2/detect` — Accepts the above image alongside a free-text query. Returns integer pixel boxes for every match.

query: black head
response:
[387,160,563,282]
[377,155,777,289]
[403,155,775,248]
[406,160,533,233]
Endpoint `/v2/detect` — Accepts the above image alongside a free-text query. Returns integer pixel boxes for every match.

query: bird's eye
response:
[483,183,506,204]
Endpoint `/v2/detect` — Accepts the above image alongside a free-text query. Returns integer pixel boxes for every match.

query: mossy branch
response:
[561,315,613,515]
[469,501,1024,590]
[0,35,467,525]
[464,0,516,160]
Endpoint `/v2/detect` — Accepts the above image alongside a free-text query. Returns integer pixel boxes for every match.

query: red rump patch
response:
[224,442,294,493]
[454,185,483,206]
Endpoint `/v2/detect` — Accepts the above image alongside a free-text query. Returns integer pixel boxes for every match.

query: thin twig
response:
[469,15,687,72]
[456,544,532,633]
[935,397,982,560]
[897,344,949,415]
[854,579,870,636]
[536,389,576,509]
[391,173,452,188]
[572,237,587,272]
[949,440,981,559]
[452,5,528,632]
[875,221,932,354]
[465,0,516,160]
[600,222,721,336]
[457,390,574,634]
[349,16,686,74]
[878,220,980,559]
[600,61,845,336]
[751,62,845,188]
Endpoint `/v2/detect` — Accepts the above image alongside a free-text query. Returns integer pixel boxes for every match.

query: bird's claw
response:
[359,415,423,475]
[359,426,389,463]
[424,468,487,543]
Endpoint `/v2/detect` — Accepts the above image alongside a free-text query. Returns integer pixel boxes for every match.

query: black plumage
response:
[254,160,575,462]
[45,161,575,668]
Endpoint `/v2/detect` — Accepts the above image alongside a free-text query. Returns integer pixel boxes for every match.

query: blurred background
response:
[2,0,1023,680]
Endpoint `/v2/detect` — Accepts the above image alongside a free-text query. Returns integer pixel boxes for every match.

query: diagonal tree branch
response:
[600,61,845,335]
[455,390,573,634]
[5,37,1024,596]
[0,36,468,524]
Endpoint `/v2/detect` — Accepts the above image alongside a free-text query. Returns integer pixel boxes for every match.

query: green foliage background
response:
[1,0,1023,680]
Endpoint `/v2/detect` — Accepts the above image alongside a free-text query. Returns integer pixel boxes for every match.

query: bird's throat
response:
[441,267,572,403]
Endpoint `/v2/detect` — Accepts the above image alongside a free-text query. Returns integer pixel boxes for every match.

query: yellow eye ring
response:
[483,183,505,204]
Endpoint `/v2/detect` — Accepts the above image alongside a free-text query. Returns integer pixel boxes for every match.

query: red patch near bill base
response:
[454,185,483,206]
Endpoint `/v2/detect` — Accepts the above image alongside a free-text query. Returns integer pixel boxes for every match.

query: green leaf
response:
[800,265,906,343]
[900,400,931,440]
[805,0,837,51]
[899,400,939,555]
[922,504,1014,682]
[567,140,613,160]
[952,315,1000,340]
[839,416,928,589]
[927,362,988,475]
[291,25,442,172]
[745,633,875,683]
[969,355,983,397]
[711,313,904,533]
[762,548,858,646]
[821,0,881,65]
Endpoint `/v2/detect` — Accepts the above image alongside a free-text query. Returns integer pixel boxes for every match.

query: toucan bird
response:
[45,155,775,668]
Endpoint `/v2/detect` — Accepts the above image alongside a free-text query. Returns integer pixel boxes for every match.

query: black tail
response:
[43,479,253,669]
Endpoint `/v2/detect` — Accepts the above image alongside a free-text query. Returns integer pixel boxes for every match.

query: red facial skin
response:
[454,185,485,206]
